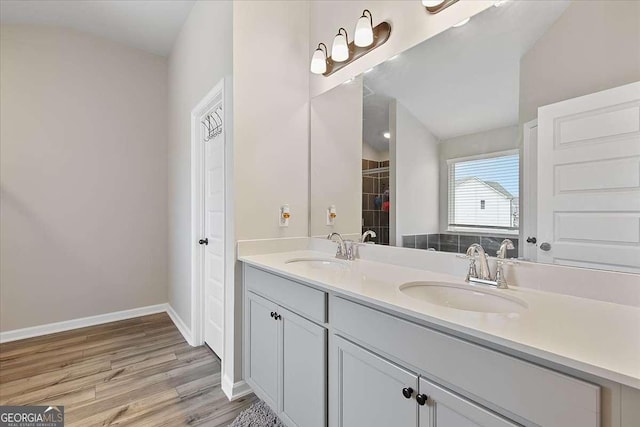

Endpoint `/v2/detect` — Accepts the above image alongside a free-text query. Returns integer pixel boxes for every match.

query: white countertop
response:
[239,250,640,389]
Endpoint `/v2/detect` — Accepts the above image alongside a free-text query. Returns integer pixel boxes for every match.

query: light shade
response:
[422,0,445,7]
[331,28,349,62]
[310,44,327,74]
[354,10,373,47]
[453,17,470,28]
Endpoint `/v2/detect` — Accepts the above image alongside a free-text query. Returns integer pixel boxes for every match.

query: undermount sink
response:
[399,281,527,313]
[285,257,350,271]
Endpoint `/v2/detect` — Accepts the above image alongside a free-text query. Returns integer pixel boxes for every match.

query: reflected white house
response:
[453,177,518,229]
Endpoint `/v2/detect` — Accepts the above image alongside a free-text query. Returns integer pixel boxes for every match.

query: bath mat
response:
[230,400,284,427]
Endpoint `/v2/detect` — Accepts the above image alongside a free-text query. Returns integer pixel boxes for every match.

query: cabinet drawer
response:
[245,265,326,323]
[331,296,600,427]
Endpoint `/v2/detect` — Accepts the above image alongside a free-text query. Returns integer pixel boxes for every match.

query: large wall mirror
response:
[310,0,640,273]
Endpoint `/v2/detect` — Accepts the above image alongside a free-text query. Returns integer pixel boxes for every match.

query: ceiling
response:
[363,0,570,150]
[0,0,195,56]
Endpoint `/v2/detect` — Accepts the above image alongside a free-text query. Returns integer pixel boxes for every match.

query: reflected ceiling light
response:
[453,17,470,27]
[387,54,400,61]
[423,0,458,14]
[494,0,509,6]
[331,28,350,62]
[310,43,328,75]
[383,132,391,139]
[354,9,374,47]
[364,67,374,73]
[342,78,354,85]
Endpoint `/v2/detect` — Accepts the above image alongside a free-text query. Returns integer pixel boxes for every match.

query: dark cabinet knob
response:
[270,312,275,318]
[526,237,537,244]
[416,394,428,406]
[199,238,208,245]
[275,313,282,320]
[402,387,413,399]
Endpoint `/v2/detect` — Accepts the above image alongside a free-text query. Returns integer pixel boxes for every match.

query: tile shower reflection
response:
[362,159,390,245]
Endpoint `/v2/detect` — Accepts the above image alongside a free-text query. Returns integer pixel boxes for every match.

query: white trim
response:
[222,376,252,401]
[447,149,520,231]
[0,304,167,343]
[191,79,226,348]
[521,119,538,261]
[220,77,239,394]
[190,77,240,393]
[166,304,194,346]
[445,148,519,165]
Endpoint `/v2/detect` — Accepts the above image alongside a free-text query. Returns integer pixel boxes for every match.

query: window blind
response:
[448,153,519,231]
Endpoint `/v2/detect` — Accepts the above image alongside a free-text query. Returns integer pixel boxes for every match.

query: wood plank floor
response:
[0,313,257,426]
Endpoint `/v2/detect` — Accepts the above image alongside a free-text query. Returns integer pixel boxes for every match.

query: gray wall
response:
[0,25,168,331]
[166,0,233,335]
[519,0,640,123]
[310,77,362,237]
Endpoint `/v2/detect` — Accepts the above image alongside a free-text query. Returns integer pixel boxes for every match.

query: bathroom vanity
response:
[240,249,640,427]
[242,1,640,425]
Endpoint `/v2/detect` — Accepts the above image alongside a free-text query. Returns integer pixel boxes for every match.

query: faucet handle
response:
[457,254,478,281]
[344,240,357,261]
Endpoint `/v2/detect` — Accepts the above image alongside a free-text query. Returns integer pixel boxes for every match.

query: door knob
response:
[526,237,537,244]
[416,394,428,406]
[199,238,208,245]
[540,242,551,251]
[402,387,413,399]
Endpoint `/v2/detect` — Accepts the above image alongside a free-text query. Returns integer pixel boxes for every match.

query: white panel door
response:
[202,104,225,356]
[246,291,280,409]
[537,81,640,272]
[279,307,326,427]
[418,378,517,427]
[332,336,418,427]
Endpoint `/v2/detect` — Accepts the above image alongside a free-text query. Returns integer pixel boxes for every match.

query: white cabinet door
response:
[537,81,640,272]
[246,291,279,409]
[331,336,418,427]
[279,307,326,427]
[418,378,517,427]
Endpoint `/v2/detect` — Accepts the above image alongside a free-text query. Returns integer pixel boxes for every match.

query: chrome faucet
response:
[361,230,377,243]
[463,239,516,289]
[495,239,515,288]
[327,232,354,260]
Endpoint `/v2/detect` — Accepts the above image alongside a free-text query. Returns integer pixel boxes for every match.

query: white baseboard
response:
[165,304,194,346]
[0,303,167,344]
[222,375,252,401]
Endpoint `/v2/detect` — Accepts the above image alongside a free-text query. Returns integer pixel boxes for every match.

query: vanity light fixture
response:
[422,0,459,14]
[310,11,391,77]
[310,43,328,75]
[331,28,350,62]
[354,9,374,47]
[452,17,470,27]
